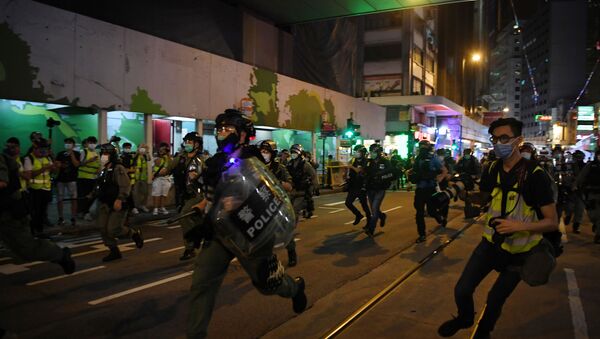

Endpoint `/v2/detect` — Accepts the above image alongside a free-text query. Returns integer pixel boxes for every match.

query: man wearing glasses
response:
[438,118,558,339]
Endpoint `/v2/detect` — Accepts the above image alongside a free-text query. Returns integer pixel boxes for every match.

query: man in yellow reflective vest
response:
[131,143,151,214]
[438,118,558,339]
[77,136,100,220]
[23,138,55,236]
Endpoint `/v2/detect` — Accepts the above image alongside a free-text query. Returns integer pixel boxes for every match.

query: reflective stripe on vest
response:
[482,161,543,254]
[78,150,100,179]
[30,156,52,190]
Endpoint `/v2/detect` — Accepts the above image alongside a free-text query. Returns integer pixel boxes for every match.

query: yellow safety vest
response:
[134,155,148,182]
[483,161,543,254]
[30,156,52,191]
[78,150,100,179]
[152,156,169,178]
[15,157,27,191]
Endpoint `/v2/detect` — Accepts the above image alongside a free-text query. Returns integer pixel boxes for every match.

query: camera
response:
[110,135,122,143]
[488,217,513,244]
[46,117,61,128]
[428,173,481,222]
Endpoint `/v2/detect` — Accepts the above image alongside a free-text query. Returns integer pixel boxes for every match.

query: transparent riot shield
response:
[211,156,296,257]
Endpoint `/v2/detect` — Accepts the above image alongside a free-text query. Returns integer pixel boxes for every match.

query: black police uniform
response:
[345,156,371,225]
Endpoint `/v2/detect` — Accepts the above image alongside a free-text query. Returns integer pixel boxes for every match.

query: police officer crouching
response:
[186,109,307,338]
[170,132,205,261]
[259,140,298,266]
[94,143,144,262]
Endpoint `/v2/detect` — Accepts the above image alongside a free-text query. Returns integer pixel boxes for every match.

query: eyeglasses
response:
[489,134,516,145]
[215,126,237,134]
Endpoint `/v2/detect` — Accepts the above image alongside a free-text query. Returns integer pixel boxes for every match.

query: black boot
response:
[102,246,122,262]
[379,213,387,227]
[573,222,580,234]
[131,228,144,248]
[353,214,364,225]
[55,247,75,274]
[292,277,307,313]
[179,249,196,261]
[438,316,474,337]
[288,249,298,267]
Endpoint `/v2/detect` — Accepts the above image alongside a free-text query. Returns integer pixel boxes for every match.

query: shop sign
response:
[340,139,353,148]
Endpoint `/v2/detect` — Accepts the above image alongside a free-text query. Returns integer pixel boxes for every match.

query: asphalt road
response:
[1,191,599,339]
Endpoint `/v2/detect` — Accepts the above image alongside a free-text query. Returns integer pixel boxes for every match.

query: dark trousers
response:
[366,189,386,230]
[77,178,96,214]
[29,189,52,233]
[345,189,371,219]
[414,187,436,236]
[454,239,521,332]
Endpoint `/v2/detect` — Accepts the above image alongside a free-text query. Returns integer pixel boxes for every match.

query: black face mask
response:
[216,133,240,154]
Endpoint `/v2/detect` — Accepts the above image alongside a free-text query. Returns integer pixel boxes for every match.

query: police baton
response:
[167,209,201,224]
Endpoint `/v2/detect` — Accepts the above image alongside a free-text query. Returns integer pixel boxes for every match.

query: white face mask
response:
[100,154,110,166]
[123,148,131,153]
[88,144,97,150]
[64,144,73,150]
[261,152,271,163]
[291,153,299,160]
[521,152,532,160]
[138,148,146,154]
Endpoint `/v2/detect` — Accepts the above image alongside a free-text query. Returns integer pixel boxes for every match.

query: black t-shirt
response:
[480,158,554,209]
[56,150,81,182]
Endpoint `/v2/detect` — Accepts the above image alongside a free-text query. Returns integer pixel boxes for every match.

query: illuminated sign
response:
[577,106,594,121]
[534,115,552,122]
[577,125,594,131]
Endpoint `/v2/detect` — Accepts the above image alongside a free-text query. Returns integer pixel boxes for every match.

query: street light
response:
[471,53,482,62]
[462,51,483,115]
[503,107,510,113]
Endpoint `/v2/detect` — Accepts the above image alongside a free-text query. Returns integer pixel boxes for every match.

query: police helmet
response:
[183,131,204,148]
[215,109,256,142]
[259,140,278,156]
[520,142,536,154]
[290,144,304,155]
[99,143,117,154]
[418,139,431,149]
[354,144,367,154]
[369,143,383,154]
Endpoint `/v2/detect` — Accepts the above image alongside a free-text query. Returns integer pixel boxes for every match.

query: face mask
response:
[216,133,240,154]
[64,144,73,150]
[261,152,271,163]
[100,154,110,166]
[355,153,362,159]
[521,152,532,160]
[123,148,131,153]
[291,153,299,160]
[138,148,146,154]
[493,140,516,160]
[88,144,96,150]
[184,144,194,153]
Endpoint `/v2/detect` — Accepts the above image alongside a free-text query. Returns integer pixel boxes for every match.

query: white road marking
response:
[328,208,345,214]
[56,239,104,249]
[72,238,162,258]
[27,266,106,286]
[323,201,346,207]
[160,246,185,254]
[88,271,194,305]
[559,221,569,243]
[167,225,181,229]
[383,206,403,213]
[564,268,589,339]
[58,234,103,243]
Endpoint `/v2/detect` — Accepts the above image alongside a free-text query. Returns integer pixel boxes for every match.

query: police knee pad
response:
[253,254,285,294]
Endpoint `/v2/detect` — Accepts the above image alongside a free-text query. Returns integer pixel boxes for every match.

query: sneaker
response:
[415,235,426,243]
[131,229,144,248]
[140,206,150,213]
[292,277,307,314]
[160,207,169,215]
[153,208,159,216]
[353,214,364,225]
[84,213,93,222]
[55,247,76,274]
[288,250,298,267]
[102,247,122,262]
[57,218,65,226]
[379,213,387,227]
[131,208,140,215]
[179,249,196,261]
[438,316,474,337]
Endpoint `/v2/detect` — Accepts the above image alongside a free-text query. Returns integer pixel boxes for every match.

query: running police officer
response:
[409,140,444,243]
[552,146,578,227]
[258,139,298,267]
[345,145,371,227]
[169,132,205,261]
[571,150,587,233]
[364,143,394,236]
[576,149,600,243]
[0,137,75,274]
[94,144,144,262]
[438,118,558,339]
[187,109,307,339]
[287,144,316,219]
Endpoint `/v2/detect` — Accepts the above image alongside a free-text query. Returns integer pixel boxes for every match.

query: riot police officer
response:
[552,146,578,227]
[345,145,371,227]
[169,132,205,261]
[364,143,394,236]
[287,144,316,219]
[259,140,298,266]
[1,137,75,274]
[187,109,307,338]
[576,149,600,243]
[94,144,144,262]
[409,140,444,243]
